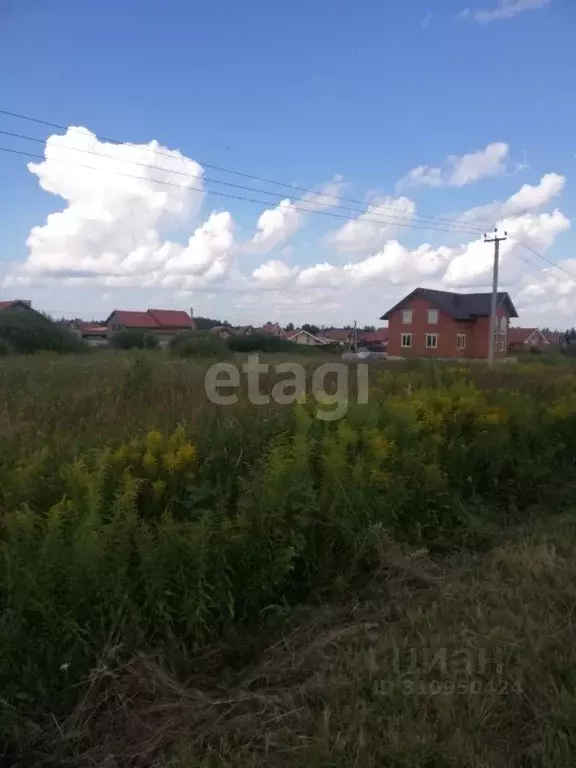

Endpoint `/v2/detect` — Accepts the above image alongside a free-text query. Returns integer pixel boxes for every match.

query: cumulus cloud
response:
[460,0,551,23]
[11,126,238,288]
[326,195,416,254]
[6,128,574,330]
[398,143,510,189]
[249,179,343,253]
[458,173,566,227]
[252,259,298,285]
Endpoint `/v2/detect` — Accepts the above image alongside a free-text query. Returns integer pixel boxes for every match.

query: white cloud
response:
[460,0,551,23]
[252,259,298,285]
[249,179,343,253]
[5,129,575,330]
[327,196,416,254]
[9,127,239,288]
[398,143,510,189]
[458,172,566,227]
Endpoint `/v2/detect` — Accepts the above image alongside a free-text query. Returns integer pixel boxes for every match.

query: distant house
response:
[322,329,353,346]
[287,328,329,346]
[106,308,195,346]
[508,327,565,351]
[0,300,35,313]
[259,322,289,338]
[69,321,108,347]
[381,287,518,359]
[359,328,388,353]
[210,325,256,340]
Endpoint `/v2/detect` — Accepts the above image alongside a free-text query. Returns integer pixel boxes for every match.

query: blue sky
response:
[0,0,574,326]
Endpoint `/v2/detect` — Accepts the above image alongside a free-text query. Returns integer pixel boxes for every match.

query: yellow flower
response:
[141,452,157,470]
[175,443,197,467]
[146,430,164,455]
[163,451,177,471]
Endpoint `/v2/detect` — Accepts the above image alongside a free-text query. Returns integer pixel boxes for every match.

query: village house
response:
[0,300,35,313]
[358,328,388,353]
[106,308,195,346]
[68,321,108,346]
[381,287,518,359]
[286,328,329,346]
[508,327,566,351]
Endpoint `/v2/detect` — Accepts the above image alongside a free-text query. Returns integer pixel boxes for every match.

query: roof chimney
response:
[190,307,194,318]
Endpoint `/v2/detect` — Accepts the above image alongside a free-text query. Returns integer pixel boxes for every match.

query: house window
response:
[428,309,438,324]
[402,310,413,324]
[457,334,466,350]
[425,334,438,349]
[499,316,508,333]
[401,333,412,348]
[499,337,506,352]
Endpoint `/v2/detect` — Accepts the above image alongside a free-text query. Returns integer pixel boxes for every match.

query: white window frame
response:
[499,337,506,352]
[457,333,466,350]
[427,309,439,324]
[499,316,508,333]
[402,309,413,324]
[401,333,412,348]
[425,333,438,349]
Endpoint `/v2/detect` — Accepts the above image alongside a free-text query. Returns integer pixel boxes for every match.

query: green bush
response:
[228,333,312,354]
[169,331,230,358]
[0,310,86,354]
[110,329,158,349]
[0,339,10,356]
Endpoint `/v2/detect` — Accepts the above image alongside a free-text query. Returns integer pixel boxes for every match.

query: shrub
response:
[110,329,158,349]
[0,310,86,354]
[228,333,312,354]
[169,331,230,358]
[0,339,10,356]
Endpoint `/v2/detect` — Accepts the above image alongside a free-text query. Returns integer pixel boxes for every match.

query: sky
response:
[0,0,574,328]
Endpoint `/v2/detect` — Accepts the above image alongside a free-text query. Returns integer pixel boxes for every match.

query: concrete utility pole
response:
[485,228,507,367]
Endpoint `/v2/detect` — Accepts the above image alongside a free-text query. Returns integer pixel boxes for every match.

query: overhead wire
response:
[0,145,486,237]
[0,129,486,236]
[0,107,488,234]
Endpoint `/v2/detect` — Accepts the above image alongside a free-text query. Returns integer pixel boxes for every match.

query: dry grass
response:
[11,514,576,768]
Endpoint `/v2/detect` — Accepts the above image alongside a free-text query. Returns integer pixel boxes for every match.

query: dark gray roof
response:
[380,288,518,321]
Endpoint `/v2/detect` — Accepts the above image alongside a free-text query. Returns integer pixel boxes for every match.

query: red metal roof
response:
[508,327,538,345]
[111,311,159,328]
[0,300,32,310]
[107,309,194,329]
[147,309,195,329]
[321,329,351,341]
[359,329,388,343]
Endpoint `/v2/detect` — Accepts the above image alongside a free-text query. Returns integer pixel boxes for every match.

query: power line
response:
[0,145,486,238]
[0,106,487,234]
[0,128,484,236]
[515,239,576,281]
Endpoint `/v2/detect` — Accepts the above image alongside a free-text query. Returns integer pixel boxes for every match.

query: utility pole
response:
[484,228,507,367]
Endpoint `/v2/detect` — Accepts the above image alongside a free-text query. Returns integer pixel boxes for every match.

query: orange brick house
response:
[381,288,518,359]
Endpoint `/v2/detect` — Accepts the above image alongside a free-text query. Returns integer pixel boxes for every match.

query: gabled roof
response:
[323,329,352,342]
[380,288,518,321]
[108,310,159,328]
[507,327,541,345]
[359,329,388,343]
[106,309,194,329]
[147,309,195,329]
[0,300,33,311]
[288,329,328,344]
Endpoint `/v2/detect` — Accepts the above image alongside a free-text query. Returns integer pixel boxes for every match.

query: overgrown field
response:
[1,352,576,766]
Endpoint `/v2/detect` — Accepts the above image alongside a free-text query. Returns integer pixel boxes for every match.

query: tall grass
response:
[0,352,575,735]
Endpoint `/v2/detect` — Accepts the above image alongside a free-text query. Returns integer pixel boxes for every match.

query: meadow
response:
[1,350,576,767]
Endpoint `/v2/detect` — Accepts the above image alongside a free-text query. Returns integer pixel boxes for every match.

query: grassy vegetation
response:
[1,351,576,766]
